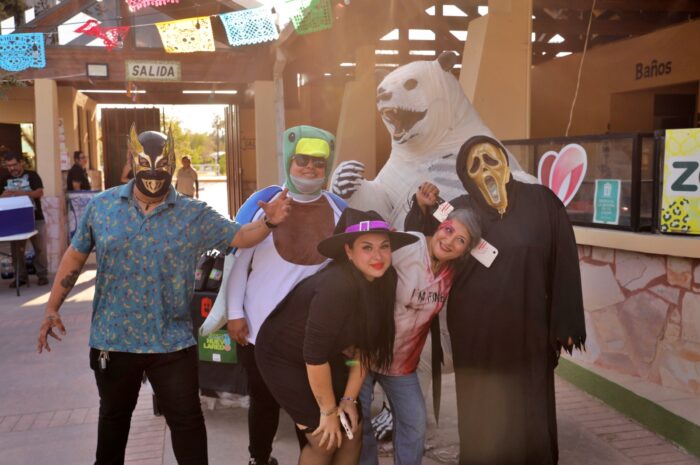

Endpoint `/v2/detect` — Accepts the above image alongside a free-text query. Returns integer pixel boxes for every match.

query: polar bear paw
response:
[331,160,365,199]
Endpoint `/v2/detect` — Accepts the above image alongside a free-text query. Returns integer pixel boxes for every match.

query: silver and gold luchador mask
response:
[127,124,175,198]
[465,141,510,215]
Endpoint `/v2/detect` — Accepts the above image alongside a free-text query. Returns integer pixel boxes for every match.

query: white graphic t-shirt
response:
[382,233,455,376]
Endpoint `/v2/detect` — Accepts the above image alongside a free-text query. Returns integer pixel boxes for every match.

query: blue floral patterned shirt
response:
[71,181,240,353]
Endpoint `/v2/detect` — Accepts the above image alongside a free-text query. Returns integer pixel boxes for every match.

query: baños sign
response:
[125,60,181,82]
[635,59,672,80]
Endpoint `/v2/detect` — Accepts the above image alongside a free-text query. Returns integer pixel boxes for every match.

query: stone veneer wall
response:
[571,245,700,394]
[41,196,68,273]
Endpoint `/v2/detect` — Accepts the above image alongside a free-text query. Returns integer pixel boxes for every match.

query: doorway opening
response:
[97,104,243,218]
[610,81,698,133]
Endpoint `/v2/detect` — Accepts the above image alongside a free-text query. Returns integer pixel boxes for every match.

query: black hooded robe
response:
[406,179,585,465]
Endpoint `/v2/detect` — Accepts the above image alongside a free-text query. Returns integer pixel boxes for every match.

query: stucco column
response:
[254,80,285,187]
[459,0,532,139]
[33,79,67,273]
[334,45,377,177]
[34,79,61,195]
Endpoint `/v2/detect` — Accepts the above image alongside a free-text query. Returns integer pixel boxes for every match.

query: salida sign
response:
[125,60,181,82]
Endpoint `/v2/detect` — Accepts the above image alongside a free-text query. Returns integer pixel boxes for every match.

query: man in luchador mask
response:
[37,124,292,465]
[406,135,586,465]
[223,125,346,465]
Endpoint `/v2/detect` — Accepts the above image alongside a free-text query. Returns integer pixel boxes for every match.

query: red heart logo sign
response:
[537,144,588,206]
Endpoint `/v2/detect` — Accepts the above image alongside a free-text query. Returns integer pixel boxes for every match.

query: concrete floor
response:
[1,269,698,465]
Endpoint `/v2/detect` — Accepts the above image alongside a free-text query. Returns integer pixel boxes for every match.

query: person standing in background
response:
[175,156,199,198]
[0,151,49,286]
[66,150,92,191]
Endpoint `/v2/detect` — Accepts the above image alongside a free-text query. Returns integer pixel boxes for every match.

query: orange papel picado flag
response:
[156,16,215,53]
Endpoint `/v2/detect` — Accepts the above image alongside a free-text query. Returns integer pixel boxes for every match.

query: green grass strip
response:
[555,358,700,458]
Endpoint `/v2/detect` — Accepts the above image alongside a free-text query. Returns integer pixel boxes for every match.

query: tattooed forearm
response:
[45,248,89,315]
[58,270,80,304]
[60,270,80,289]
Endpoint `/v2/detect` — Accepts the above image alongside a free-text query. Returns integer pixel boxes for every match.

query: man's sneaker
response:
[248,457,278,465]
[37,276,49,285]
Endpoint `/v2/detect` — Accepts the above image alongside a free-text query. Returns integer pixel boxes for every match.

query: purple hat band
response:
[344,220,391,234]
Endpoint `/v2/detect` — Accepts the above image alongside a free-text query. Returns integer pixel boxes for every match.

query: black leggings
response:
[239,343,306,461]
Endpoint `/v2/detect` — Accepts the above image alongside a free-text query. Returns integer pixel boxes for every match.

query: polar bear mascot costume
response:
[331,51,534,229]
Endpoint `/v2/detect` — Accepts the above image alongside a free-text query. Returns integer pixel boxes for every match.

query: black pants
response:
[238,343,280,462]
[90,346,207,465]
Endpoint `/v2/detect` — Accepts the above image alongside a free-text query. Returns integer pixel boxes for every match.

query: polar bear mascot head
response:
[377,51,528,174]
[331,52,533,226]
[377,51,493,163]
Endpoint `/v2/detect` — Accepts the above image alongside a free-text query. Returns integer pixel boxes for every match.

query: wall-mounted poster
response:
[660,128,700,235]
[67,191,98,239]
[593,179,621,225]
[537,143,588,206]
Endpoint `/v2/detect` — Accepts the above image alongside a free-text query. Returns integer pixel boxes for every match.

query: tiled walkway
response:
[555,378,700,465]
[0,272,698,465]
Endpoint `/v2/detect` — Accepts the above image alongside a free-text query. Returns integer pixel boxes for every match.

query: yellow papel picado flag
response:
[156,17,215,53]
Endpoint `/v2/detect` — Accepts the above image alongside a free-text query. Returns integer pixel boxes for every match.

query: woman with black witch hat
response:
[255,208,418,465]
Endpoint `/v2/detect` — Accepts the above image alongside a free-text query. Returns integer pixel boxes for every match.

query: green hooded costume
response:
[283,125,335,197]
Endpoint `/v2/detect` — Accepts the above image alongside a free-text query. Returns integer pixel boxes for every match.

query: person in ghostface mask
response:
[36,124,292,465]
[224,125,347,465]
[405,135,586,465]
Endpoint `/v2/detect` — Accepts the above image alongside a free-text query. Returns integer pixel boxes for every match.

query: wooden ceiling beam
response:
[62,81,244,91]
[15,0,85,32]
[534,17,662,35]
[13,47,273,83]
[532,42,583,55]
[55,77,245,104]
[400,15,472,31]
[535,0,700,13]
[70,92,243,105]
[378,39,459,50]
[151,0,234,21]
[377,54,437,63]
[283,0,410,76]
[447,0,482,11]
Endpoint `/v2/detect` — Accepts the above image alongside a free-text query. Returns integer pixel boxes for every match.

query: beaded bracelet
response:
[340,396,358,404]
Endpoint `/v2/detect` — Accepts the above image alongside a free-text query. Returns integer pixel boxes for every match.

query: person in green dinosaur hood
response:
[282,125,336,198]
[223,125,347,465]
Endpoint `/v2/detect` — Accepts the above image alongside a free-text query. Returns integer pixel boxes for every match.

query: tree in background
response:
[218,154,226,175]
[164,116,216,169]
